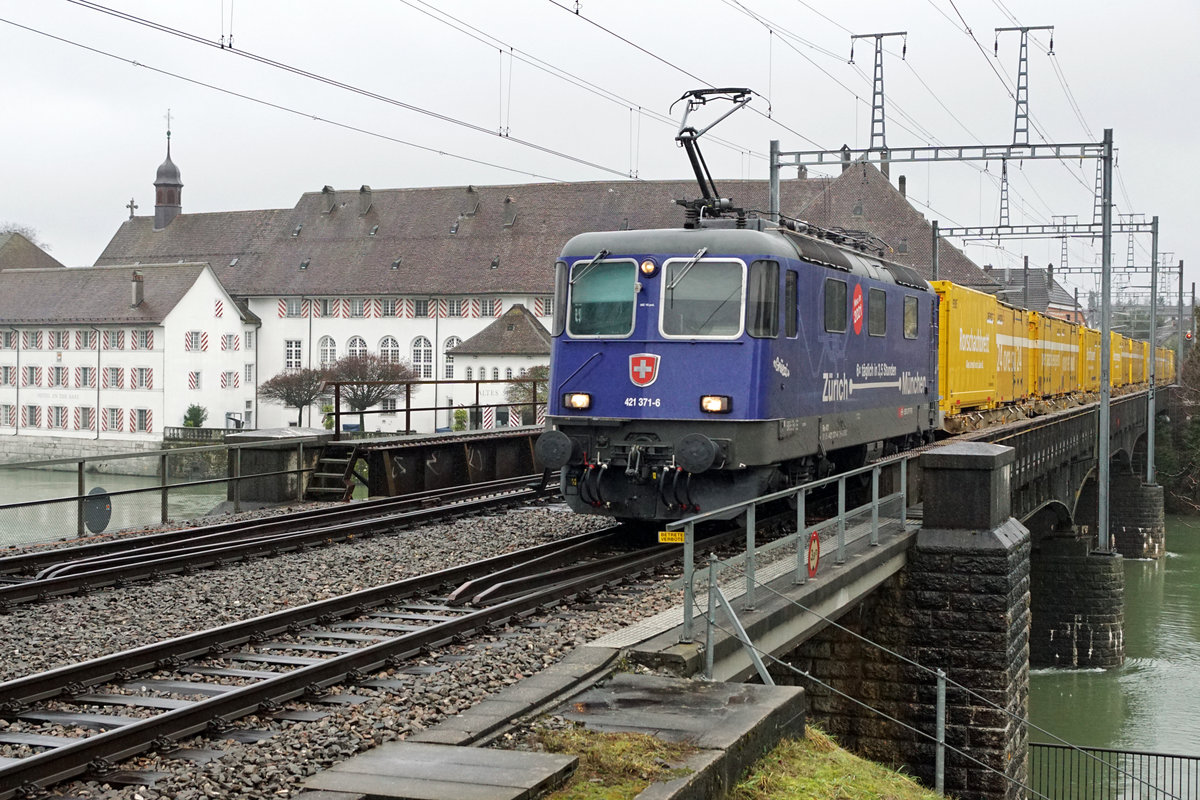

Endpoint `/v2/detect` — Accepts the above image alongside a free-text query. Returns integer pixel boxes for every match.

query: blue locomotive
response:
[534,217,939,521]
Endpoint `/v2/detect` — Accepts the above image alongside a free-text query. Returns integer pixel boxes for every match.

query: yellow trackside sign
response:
[658,530,685,544]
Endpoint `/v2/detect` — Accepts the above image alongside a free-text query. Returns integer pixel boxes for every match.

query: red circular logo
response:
[852,285,864,335]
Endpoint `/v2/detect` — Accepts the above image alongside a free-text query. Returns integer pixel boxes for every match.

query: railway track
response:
[0,526,680,799]
[0,474,556,610]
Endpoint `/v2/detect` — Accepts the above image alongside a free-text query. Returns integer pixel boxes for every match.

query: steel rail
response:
[0,473,549,577]
[0,530,674,799]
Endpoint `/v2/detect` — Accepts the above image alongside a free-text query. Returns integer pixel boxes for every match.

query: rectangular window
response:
[868,288,887,337]
[318,299,335,317]
[50,366,67,387]
[245,363,254,384]
[135,367,151,389]
[186,331,201,351]
[245,330,254,349]
[136,330,153,349]
[0,404,13,426]
[223,371,238,389]
[135,408,150,432]
[78,330,96,350]
[903,296,919,340]
[189,371,201,390]
[105,366,121,389]
[0,331,14,349]
[103,330,124,350]
[50,330,68,350]
[444,359,454,380]
[105,407,121,431]
[480,299,496,317]
[785,270,798,338]
[380,398,397,413]
[381,298,397,317]
[285,339,302,370]
[538,296,553,317]
[349,298,365,317]
[447,299,464,317]
[79,366,94,388]
[49,406,67,429]
[0,366,13,385]
[824,279,848,333]
[222,334,238,351]
[413,299,430,318]
[23,366,38,387]
[660,259,742,338]
[24,405,39,428]
[285,298,303,317]
[80,407,95,430]
[747,260,780,339]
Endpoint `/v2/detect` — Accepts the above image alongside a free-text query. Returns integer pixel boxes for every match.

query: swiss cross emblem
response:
[629,353,660,387]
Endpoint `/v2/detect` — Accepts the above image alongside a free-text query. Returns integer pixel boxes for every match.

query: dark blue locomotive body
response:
[535,217,939,522]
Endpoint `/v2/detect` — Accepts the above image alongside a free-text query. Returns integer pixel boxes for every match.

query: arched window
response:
[492,367,500,381]
[347,336,367,359]
[443,336,461,379]
[318,336,337,367]
[412,336,432,379]
[379,336,400,363]
[465,366,473,380]
[505,367,514,379]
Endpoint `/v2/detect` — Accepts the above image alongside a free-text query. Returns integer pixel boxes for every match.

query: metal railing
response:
[1030,743,1200,799]
[163,426,231,442]
[0,437,322,546]
[668,452,915,643]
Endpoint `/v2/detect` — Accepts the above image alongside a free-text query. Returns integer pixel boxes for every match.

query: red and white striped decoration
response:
[468,298,481,318]
[367,298,381,318]
[215,299,224,317]
[302,299,312,318]
[534,297,548,317]
[145,369,153,390]
[402,298,414,318]
[507,407,521,427]
[74,330,85,349]
[493,301,503,317]
[73,407,80,430]
[536,404,547,425]
[21,406,41,427]
[340,299,350,318]
[435,299,448,318]
[221,372,230,388]
[277,299,287,318]
[221,334,240,351]
[145,331,154,350]
[144,410,153,433]
[130,332,138,350]
[201,332,209,351]
[482,406,495,429]
[188,371,198,389]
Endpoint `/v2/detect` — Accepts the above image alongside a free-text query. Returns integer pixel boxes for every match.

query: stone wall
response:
[1108,476,1165,559]
[0,435,163,476]
[1029,537,1124,669]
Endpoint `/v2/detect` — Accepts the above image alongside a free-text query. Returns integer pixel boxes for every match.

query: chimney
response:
[798,165,808,179]
[359,185,373,216]
[1047,262,1054,293]
[880,149,890,180]
[898,175,906,199]
[840,144,852,173]
[131,271,144,307]
[322,185,336,214]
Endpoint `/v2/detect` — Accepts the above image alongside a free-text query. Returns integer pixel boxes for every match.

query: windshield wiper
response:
[568,249,610,285]
[666,248,708,290]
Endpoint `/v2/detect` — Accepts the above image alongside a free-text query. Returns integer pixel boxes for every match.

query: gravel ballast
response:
[0,504,688,799]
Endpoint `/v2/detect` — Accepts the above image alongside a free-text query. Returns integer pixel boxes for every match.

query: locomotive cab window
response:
[566,258,636,337]
[903,296,918,339]
[551,261,567,336]
[661,258,744,338]
[824,278,847,333]
[747,260,779,338]
[868,288,886,336]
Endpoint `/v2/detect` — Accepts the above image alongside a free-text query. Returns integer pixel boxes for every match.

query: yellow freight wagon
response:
[1110,332,1127,388]
[1079,327,1101,392]
[1130,340,1148,384]
[1037,314,1077,397]
[994,303,1031,404]
[934,281,1000,414]
[1157,346,1176,384]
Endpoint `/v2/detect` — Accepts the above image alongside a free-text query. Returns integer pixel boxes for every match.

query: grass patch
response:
[534,727,698,800]
[731,727,944,800]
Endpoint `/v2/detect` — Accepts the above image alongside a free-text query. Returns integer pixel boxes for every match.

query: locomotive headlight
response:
[700,395,732,413]
[639,258,659,277]
[563,392,592,410]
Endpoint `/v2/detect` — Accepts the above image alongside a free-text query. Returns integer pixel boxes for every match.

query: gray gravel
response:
[0,504,687,799]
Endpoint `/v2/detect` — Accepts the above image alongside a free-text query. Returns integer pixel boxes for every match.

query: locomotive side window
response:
[551,261,567,336]
[747,260,779,338]
[661,259,744,338]
[785,270,798,338]
[567,259,636,337]
[903,296,918,339]
[824,278,847,333]
[868,288,886,336]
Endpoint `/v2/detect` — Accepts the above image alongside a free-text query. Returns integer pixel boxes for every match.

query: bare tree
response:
[259,367,330,426]
[0,222,49,250]
[328,354,415,431]
[505,364,549,424]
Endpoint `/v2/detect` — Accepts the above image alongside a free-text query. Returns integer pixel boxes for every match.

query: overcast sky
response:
[1,0,1196,305]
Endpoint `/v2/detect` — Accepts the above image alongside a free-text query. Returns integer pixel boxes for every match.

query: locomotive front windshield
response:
[661,259,744,337]
[567,259,637,337]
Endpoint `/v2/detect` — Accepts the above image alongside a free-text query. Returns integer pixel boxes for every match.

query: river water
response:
[1030,514,1200,755]
[0,467,226,548]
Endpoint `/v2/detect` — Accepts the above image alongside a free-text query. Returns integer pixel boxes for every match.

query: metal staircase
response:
[304,441,363,502]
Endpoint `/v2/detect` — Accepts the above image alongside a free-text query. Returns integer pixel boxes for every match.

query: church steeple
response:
[153,118,182,230]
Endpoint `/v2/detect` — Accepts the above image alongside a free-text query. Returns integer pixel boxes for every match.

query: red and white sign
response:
[852,284,864,335]
[629,353,660,387]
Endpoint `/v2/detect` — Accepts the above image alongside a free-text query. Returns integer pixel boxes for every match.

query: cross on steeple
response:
[126,198,138,219]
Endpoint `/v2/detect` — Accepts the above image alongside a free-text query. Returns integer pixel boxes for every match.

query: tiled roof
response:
[92,169,994,296]
[0,232,65,271]
[983,267,1079,313]
[796,163,995,288]
[0,263,209,325]
[450,304,551,357]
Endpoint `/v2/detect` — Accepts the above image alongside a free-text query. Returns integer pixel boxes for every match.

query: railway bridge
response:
[613,387,1168,800]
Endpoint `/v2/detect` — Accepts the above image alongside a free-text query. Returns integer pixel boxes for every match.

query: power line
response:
[64,0,635,180]
[0,15,572,183]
